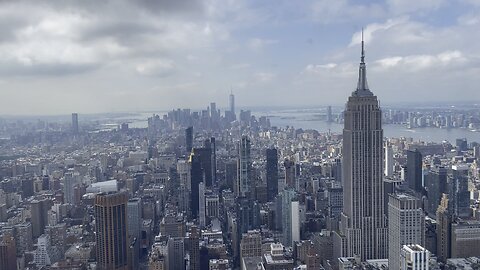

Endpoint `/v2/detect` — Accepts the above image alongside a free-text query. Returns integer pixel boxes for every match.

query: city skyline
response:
[0,2,480,269]
[0,0,479,115]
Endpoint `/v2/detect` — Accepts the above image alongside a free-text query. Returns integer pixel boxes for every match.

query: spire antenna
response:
[361,28,365,63]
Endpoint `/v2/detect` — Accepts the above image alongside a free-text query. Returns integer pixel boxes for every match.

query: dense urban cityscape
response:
[0,30,480,270]
[2,0,480,269]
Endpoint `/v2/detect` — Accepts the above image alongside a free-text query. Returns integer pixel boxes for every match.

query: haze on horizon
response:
[0,0,479,115]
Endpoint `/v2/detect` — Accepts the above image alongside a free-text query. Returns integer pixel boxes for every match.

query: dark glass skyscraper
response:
[266,148,278,200]
[407,149,423,193]
[335,32,387,261]
[193,147,213,187]
[190,153,203,219]
[237,136,252,197]
[185,126,193,153]
[426,165,448,217]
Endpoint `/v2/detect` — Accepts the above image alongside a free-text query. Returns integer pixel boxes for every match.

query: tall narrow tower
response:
[71,113,79,134]
[335,30,388,261]
[95,192,129,270]
[237,136,252,197]
[229,92,235,114]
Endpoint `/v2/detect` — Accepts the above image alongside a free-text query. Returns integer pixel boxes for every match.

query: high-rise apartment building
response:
[30,199,49,238]
[335,32,388,261]
[388,193,425,270]
[94,192,129,270]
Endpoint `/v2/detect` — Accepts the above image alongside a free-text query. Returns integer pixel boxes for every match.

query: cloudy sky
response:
[0,0,479,115]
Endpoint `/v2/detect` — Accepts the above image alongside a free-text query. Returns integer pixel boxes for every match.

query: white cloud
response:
[135,59,176,77]
[387,0,446,14]
[310,0,385,24]
[254,72,276,82]
[374,50,467,71]
[247,38,278,51]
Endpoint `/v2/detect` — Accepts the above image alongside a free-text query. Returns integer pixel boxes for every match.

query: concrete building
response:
[240,230,262,268]
[94,192,129,270]
[400,244,430,270]
[451,220,480,258]
[388,193,425,270]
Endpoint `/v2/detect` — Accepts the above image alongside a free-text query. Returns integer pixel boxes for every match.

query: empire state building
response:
[334,32,388,261]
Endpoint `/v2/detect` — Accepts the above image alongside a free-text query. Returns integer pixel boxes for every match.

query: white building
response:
[34,234,59,267]
[291,201,300,246]
[400,244,430,270]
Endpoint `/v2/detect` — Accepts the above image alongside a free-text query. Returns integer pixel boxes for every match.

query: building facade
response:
[94,192,129,270]
[388,193,425,270]
[335,32,388,261]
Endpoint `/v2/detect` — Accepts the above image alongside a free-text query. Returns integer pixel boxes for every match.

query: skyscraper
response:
[193,147,213,187]
[327,105,333,122]
[266,148,279,200]
[282,188,296,247]
[71,113,79,134]
[284,159,296,190]
[426,165,448,217]
[189,226,200,270]
[30,199,49,238]
[127,198,142,238]
[189,153,203,219]
[229,92,235,115]
[450,164,470,218]
[199,181,206,227]
[436,194,451,262]
[406,149,423,193]
[95,192,129,270]
[0,234,16,270]
[388,193,425,270]
[167,237,185,270]
[384,142,394,177]
[185,126,193,153]
[335,31,388,261]
[237,136,252,197]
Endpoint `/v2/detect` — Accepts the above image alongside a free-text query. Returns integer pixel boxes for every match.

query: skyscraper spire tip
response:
[361,28,365,63]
